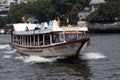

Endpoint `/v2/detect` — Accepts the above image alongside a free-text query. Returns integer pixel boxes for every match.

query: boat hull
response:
[10,38,90,58]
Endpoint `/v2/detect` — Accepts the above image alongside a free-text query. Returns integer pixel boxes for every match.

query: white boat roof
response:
[13,20,61,32]
[13,20,88,35]
[13,23,39,31]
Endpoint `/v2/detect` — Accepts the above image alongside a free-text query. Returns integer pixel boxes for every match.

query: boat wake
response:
[0,44,63,63]
[1,44,106,63]
[1,44,17,59]
[14,52,106,63]
[80,52,106,60]
[2,49,17,59]
[15,56,58,63]
[4,49,16,54]
[2,55,12,59]
[0,44,11,50]
[2,52,106,64]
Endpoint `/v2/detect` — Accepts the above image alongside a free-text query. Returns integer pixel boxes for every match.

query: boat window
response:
[65,34,77,41]
[30,36,34,46]
[34,35,38,46]
[14,35,20,44]
[52,34,63,43]
[78,31,86,39]
[17,35,20,44]
[30,35,43,46]
[44,34,50,45]
[27,35,36,46]
[39,34,43,45]
[22,36,27,45]
[27,36,31,46]
[24,34,44,46]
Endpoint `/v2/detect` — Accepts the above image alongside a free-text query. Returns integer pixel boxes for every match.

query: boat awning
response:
[13,23,39,31]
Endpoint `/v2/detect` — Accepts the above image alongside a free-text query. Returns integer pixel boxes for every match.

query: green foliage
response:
[52,0,90,15]
[52,0,90,24]
[7,0,90,23]
[33,0,56,22]
[7,3,34,23]
[87,0,120,23]
[0,17,6,28]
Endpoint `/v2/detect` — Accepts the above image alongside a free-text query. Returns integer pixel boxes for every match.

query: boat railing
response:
[12,28,88,47]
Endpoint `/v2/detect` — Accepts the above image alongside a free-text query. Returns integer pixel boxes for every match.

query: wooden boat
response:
[10,20,90,58]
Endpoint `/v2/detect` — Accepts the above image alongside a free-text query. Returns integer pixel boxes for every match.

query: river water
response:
[0,34,120,80]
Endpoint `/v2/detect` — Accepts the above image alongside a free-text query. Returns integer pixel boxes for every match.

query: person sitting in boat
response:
[14,38,20,44]
[66,17,69,26]
[52,34,61,43]
[34,27,40,30]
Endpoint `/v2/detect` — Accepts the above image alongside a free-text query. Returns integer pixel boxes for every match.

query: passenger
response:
[56,17,61,26]
[66,17,69,25]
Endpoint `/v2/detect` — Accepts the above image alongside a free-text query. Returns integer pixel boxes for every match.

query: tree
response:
[0,17,6,28]
[7,3,35,23]
[52,0,90,24]
[7,0,90,24]
[87,0,120,23]
[33,0,56,22]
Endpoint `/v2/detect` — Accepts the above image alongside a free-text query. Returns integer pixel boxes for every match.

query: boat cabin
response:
[11,20,88,47]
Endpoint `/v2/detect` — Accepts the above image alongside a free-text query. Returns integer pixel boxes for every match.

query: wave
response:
[2,55,12,59]
[0,44,11,50]
[80,52,106,60]
[4,49,16,54]
[15,55,58,63]
[14,52,106,63]
[3,51,106,63]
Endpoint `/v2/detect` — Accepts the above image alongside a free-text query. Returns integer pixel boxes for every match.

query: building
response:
[0,0,14,16]
[16,0,37,4]
[26,17,38,23]
[78,7,91,21]
[78,0,106,21]
[90,0,106,12]
[0,0,36,17]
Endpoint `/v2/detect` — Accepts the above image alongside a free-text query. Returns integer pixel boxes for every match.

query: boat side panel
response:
[11,38,89,57]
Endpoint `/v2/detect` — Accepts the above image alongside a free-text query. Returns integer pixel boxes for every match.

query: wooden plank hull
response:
[10,38,90,58]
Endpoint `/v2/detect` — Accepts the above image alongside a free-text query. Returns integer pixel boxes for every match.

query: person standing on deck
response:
[66,17,69,25]
[56,17,61,26]
[22,16,26,23]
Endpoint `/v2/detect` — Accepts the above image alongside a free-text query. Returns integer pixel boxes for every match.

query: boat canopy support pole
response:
[50,34,52,44]
[30,36,32,46]
[27,35,28,46]
[33,35,35,46]
[20,36,22,45]
[12,34,14,43]
[38,35,39,46]
[43,34,45,46]
[77,31,79,40]
[63,31,66,42]
[24,36,26,45]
